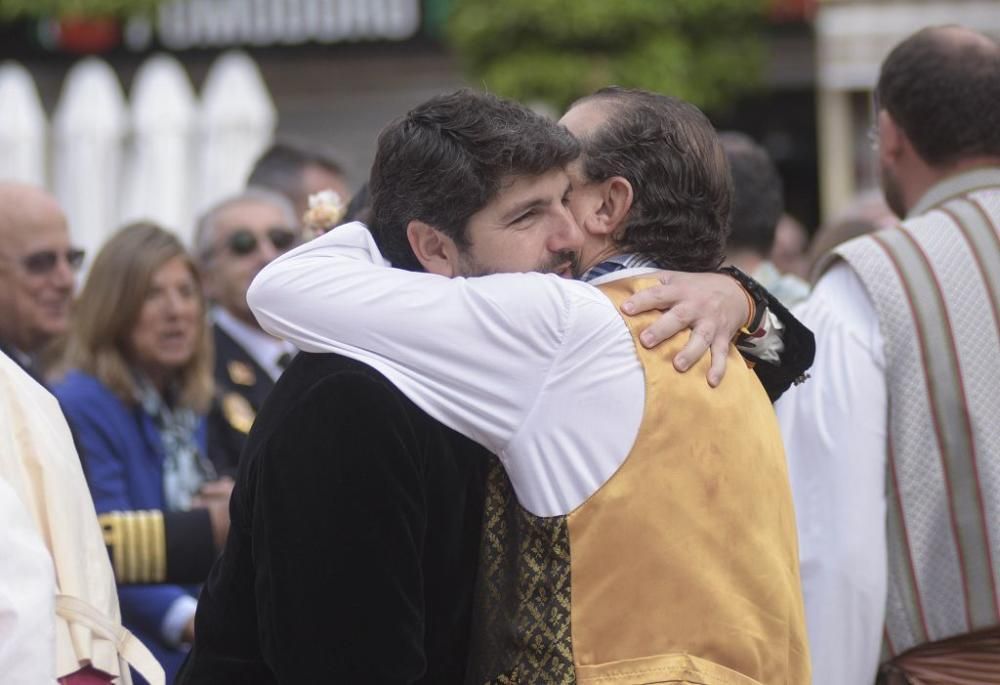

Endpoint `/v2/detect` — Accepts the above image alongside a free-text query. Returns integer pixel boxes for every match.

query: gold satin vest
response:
[564,276,810,684]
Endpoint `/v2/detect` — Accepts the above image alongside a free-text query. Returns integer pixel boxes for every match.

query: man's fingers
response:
[673,324,713,371]
[622,283,681,316]
[639,308,689,348]
[707,337,730,387]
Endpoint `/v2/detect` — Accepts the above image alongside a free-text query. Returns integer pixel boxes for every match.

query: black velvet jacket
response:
[752,285,816,402]
[206,324,277,476]
[176,352,491,684]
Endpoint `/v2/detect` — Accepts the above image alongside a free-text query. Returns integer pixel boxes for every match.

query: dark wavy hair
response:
[876,26,1000,167]
[571,86,732,272]
[248,140,346,198]
[368,89,580,271]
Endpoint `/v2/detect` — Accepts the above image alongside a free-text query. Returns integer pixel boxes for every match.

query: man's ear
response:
[406,220,460,277]
[589,176,634,237]
[878,110,905,166]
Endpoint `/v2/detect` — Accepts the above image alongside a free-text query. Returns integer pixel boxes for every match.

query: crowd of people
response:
[0,23,998,685]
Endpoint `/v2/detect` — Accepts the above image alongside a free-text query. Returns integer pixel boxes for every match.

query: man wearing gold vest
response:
[248,88,810,683]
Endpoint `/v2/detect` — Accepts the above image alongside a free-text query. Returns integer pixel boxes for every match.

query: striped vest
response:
[831,169,1000,659]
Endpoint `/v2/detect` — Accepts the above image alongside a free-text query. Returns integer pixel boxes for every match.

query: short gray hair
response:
[194,186,298,263]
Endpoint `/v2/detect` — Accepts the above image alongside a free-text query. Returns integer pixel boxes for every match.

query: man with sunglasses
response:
[0,182,82,380]
[194,188,301,475]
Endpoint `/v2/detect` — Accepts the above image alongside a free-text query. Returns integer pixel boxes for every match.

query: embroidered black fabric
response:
[466,460,576,685]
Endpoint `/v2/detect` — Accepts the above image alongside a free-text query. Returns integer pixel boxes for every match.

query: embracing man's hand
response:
[621,271,750,387]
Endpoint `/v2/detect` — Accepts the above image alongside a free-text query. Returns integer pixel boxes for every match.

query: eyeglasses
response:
[867,89,881,150]
[866,124,880,150]
[218,227,298,258]
[21,247,86,275]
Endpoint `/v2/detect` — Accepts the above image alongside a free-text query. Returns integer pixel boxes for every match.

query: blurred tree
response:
[446,0,770,112]
[0,0,164,20]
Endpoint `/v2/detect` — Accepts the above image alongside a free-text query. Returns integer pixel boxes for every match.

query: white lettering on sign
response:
[138,0,421,50]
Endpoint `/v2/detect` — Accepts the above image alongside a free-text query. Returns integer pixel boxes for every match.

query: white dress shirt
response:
[214,306,296,382]
[247,222,649,517]
[775,261,888,685]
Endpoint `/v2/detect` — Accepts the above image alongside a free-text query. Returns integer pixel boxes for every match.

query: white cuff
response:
[160,595,197,647]
[737,308,785,364]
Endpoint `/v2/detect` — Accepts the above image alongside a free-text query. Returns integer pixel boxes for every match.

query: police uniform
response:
[207,320,286,475]
[98,509,217,585]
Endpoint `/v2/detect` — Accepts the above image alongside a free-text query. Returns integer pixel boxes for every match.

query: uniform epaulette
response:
[99,510,167,584]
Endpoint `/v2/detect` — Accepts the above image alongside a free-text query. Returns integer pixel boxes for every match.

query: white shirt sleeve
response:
[247,221,629,462]
[775,261,888,685]
[0,477,56,684]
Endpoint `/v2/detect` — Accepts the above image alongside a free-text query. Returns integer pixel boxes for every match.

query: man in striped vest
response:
[775,25,1000,684]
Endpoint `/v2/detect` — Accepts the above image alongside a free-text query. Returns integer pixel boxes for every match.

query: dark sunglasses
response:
[222,227,298,257]
[21,247,86,275]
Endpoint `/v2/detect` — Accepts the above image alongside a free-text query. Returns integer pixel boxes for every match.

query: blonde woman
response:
[54,222,223,684]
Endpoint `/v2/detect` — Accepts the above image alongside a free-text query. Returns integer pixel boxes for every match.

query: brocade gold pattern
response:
[467,459,575,685]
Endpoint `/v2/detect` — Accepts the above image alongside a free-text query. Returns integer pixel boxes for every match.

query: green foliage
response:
[446,0,769,112]
[0,0,165,20]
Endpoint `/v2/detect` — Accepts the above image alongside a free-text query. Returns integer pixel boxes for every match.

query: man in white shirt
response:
[786,26,1000,683]
[635,25,1000,684]
[178,88,593,685]
[244,88,810,683]
[193,188,301,474]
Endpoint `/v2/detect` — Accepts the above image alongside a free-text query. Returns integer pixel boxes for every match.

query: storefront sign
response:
[124,0,422,50]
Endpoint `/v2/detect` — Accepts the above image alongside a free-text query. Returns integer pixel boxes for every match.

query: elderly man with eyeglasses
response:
[0,182,83,378]
[193,188,301,475]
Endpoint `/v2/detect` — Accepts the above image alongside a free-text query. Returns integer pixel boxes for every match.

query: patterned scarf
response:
[135,375,216,511]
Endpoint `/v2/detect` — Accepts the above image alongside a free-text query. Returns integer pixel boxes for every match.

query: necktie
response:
[276,352,293,371]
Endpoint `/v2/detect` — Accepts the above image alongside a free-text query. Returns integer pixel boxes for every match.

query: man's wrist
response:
[735,281,756,334]
[718,266,767,334]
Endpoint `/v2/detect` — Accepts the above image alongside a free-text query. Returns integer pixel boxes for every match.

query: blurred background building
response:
[815,0,1000,221]
[0,0,998,258]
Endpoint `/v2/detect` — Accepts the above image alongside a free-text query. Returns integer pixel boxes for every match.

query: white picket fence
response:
[0,51,275,259]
